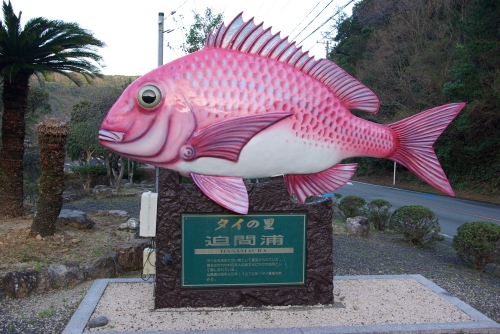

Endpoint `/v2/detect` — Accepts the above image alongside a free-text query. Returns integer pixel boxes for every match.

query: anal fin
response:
[284,164,357,203]
[191,173,249,214]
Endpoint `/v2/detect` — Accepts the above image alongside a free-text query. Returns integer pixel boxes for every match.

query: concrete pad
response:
[63,275,500,334]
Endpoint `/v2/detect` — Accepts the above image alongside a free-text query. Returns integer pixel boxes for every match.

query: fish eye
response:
[138,85,162,108]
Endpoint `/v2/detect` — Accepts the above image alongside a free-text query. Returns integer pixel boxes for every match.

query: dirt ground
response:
[0,211,133,278]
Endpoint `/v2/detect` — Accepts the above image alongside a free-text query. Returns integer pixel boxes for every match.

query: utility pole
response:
[158,12,164,68]
[317,40,330,59]
[155,12,164,194]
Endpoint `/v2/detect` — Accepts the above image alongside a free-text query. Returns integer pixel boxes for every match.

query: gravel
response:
[86,278,475,332]
[332,231,500,323]
[0,281,93,334]
[1,196,499,333]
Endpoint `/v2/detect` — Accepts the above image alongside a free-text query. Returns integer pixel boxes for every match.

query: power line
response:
[291,0,336,41]
[173,0,188,13]
[297,0,356,45]
[269,0,293,21]
[288,0,327,37]
[255,0,268,17]
[261,0,280,22]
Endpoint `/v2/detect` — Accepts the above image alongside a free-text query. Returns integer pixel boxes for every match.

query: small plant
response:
[34,263,42,271]
[452,221,500,272]
[20,242,35,262]
[38,305,55,318]
[338,195,366,219]
[305,195,323,203]
[390,205,443,246]
[366,199,392,231]
[62,297,67,302]
[93,248,103,257]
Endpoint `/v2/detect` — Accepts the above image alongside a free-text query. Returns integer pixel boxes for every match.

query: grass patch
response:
[38,305,55,318]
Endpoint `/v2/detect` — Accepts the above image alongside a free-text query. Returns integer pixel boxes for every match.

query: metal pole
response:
[393,161,396,185]
[158,12,164,67]
[155,12,164,194]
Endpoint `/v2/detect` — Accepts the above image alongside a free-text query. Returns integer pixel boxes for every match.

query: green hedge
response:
[390,205,443,246]
[338,195,366,219]
[453,221,500,272]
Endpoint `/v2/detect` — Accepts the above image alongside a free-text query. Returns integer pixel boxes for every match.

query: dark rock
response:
[108,210,129,217]
[112,239,150,271]
[93,185,113,199]
[346,216,370,237]
[2,270,38,298]
[48,263,86,288]
[57,209,95,229]
[140,180,148,185]
[118,223,128,230]
[87,252,122,278]
[123,183,135,189]
[88,315,108,328]
[35,270,52,294]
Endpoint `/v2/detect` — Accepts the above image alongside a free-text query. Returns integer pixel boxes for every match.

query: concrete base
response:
[63,275,500,334]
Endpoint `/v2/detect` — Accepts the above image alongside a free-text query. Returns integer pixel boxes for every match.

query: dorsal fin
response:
[205,13,380,114]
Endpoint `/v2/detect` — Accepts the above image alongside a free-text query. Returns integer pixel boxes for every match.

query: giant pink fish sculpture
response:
[99,13,464,214]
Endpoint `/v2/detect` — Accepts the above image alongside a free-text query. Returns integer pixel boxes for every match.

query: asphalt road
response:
[325,181,500,239]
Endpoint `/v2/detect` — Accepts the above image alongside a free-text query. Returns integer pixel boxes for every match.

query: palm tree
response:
[0,1,105,217]
[31,119,69,237]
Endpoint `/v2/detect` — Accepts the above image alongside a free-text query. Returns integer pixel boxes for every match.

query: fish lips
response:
[99,129,124,143]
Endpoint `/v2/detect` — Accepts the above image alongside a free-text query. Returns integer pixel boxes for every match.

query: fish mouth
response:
[99,129,124,142]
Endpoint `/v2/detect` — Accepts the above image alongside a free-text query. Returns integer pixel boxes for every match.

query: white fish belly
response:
[174,127,345,178]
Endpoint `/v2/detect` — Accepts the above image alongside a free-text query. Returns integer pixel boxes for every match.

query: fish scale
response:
[99,13,464,214]
[171,50,394,158]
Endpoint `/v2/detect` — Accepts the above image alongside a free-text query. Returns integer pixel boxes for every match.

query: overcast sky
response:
[12,0,355,76]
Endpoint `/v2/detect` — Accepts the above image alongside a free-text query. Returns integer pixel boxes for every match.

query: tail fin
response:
[387,103,465,196]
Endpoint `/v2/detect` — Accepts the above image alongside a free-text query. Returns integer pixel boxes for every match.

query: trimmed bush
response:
[452,221,500,272]
[338,195,366,219]
[366,199,392,231]
[390,205,442,246]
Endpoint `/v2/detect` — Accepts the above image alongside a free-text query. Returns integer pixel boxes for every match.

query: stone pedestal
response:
[155,169,333,308]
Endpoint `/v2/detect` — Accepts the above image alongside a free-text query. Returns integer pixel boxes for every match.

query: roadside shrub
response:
[390,205,442,246]
[338,195,366,219]
[452,221,500,272]
[366,199,392,231]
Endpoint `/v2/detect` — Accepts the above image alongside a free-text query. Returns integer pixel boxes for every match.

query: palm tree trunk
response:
[31,119,70,237]
[0,71,31,217]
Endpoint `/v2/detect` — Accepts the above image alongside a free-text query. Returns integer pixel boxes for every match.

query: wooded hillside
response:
[330,0,499,195]
[36,73,138,117]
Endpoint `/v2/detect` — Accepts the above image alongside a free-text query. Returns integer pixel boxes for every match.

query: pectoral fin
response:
[191,173,249,214]
[181,112,293,162]
[284,164,358,203]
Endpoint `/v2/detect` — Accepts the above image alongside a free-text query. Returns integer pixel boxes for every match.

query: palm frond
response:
[0,1,105,83]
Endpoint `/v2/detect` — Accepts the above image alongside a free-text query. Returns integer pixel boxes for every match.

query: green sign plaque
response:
[181,213,307,288]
